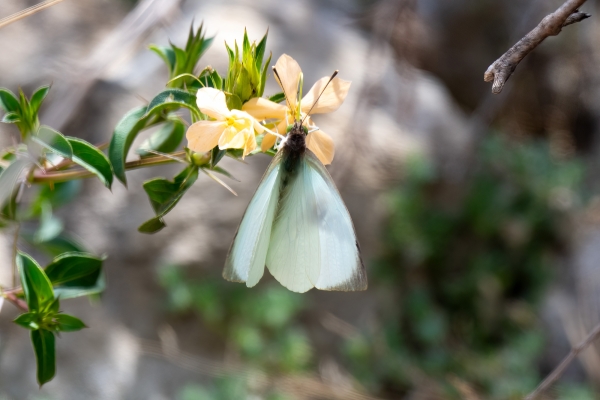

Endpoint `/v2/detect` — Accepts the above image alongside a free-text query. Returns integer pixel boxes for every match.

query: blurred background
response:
[1,0,600,398]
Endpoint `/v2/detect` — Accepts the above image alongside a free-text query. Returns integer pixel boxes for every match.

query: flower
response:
[186,87,264,157]
[242,54,351,165]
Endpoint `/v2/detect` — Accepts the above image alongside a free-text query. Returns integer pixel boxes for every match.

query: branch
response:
[525,321,600,400]
[0,0,66,30]
[484,0,590,94]
[2,291,28,312]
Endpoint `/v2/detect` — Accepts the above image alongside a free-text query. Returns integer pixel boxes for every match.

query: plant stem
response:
[31,152,186,183]
[12,223,20,287]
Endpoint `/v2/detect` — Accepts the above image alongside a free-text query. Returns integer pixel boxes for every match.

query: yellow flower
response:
[242,54,351,165]
[186,87,264,158]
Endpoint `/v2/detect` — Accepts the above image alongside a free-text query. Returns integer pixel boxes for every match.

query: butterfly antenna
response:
[301,70,338,125]
[272,67,293,112]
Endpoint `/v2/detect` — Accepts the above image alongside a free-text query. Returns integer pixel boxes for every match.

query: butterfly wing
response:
[266,150,367,292]
[223,153,282,287]
[305,151,367,291]
[266,158,321,293]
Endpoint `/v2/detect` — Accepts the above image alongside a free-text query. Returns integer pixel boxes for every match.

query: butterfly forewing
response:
[223,154,282,287]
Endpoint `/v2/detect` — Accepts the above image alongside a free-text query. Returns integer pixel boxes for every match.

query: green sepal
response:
[149,45,176,74]
[17,251,54,312]
[67,137,114,188]
[31,329,56,386]
[211,147,226,168]
[33,126,73,159]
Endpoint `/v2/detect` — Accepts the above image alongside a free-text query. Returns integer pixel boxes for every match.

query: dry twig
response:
[525,321,600,399]
[484,0,590,94]
[0,0,66,30]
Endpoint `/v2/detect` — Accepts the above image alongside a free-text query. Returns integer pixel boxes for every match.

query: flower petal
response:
[261,133,278,152]
[196,88,230,120]
[243,131,257,158]
[219,126,248,150]
[186,121,225,153]
[274,54,301,112]
[301,77,351,115]
[242,97,287,120]
[306,128,335,165]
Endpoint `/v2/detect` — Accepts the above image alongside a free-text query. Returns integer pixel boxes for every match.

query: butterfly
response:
[223,64,367,293]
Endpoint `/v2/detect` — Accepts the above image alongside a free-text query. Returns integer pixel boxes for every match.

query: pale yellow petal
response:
[242,97,287,120]
[274,54,301,112]
[196,87,230,120]
[186,121,225,153]
[243,131,257,158]
[276,120,289,135]
[219,126,248,150]
[301,77,351,115]
[306,128,335,165]
[261,133,278,152]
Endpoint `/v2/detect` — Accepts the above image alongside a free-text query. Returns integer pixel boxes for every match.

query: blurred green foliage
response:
[345,135,585,398]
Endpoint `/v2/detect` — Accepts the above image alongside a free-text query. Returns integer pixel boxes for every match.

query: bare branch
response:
[525,321,600,400]
[484,0,590,94]
[0,0,66,30]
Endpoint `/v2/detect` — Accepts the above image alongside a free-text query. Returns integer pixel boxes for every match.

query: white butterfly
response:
[223,67,367,293]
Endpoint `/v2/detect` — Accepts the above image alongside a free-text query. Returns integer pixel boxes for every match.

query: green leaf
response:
[137,217,166,233]
[144,89,199,118]
[108,106,149,186]
[33,126,73,159]
[28,233,86,257]
[137,120,185,156]
[45,252,104,299]
[2,111,20,123]
[0,88,21,113]
[254,30,268,71]
[53,314,86,332]
[17,251,54,312]
[14,312,40,330]
[139,166,199,233]
[0,158,31,211]
[31,329,56,386]
[68,137,114,188]
[226,93,242,111]
[268,92,286,104]
[30,85,50,115]
[149,45,176,74]
[29,180,81,217]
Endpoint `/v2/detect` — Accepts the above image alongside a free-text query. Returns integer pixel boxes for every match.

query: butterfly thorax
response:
[281,121,307,174]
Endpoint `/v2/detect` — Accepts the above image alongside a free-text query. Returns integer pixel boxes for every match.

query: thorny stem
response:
[11,223,20,287]
[31,152,186,183]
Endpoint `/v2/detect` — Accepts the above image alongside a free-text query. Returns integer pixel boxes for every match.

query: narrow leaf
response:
[2,111,20,123]
[14,312,40,330]
[0,158,31,210]
[144,89,199,118]
[54,314,86,332]
[0,88,21,113]
[137,120,185,156]
[108,106,149,186]
[267,92,286,104]
[30,85,50,115]
[138,217,166,233]
[45,252,104,299]
[31,329,56,386]
[17,251,54,311]
[33,126,73,159]
[68,137,114,188]
[149,45,176,74]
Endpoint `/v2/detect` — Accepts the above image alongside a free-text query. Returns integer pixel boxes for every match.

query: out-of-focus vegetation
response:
[161,135,595,399]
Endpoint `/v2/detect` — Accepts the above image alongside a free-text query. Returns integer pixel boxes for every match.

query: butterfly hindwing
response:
[305,151,367,291]
[223,154,282,287]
